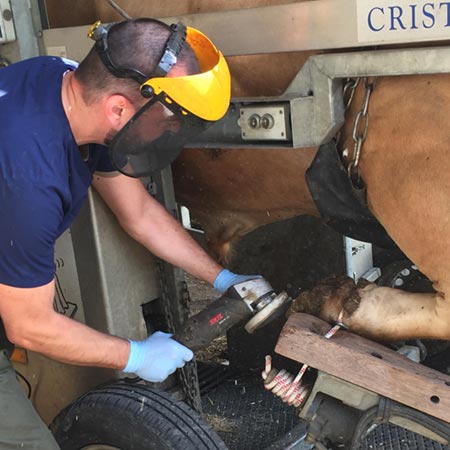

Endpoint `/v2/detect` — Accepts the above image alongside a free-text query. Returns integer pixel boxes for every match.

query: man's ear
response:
[104,94,135,129]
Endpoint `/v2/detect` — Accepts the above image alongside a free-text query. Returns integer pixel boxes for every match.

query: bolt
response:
[248,114,261,129]
[140,85,154,98]
[261,114,274,129]
[3,9,12,21]
[146,181,157,196]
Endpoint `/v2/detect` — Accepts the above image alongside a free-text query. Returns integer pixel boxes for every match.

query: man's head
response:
[75,18,230,177]
[75,19,199,108]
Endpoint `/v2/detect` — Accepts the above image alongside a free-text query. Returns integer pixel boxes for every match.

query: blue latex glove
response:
[213,268,262,294]
[123,331,193,382]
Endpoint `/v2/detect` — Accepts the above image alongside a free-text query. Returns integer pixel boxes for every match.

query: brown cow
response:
[46,1,450,343]
[173,73,450,344]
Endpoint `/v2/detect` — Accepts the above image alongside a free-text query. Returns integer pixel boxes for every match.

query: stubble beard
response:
[104,127,119,146]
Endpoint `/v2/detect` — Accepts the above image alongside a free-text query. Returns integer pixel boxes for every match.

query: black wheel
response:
[377,259,434,293]
[50,381,228,450]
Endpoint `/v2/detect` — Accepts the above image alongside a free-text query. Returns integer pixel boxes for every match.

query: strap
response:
[151,22,187,78]
[306,141,398,250]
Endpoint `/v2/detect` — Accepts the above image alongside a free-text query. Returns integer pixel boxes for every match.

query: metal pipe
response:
[105,0,132,20]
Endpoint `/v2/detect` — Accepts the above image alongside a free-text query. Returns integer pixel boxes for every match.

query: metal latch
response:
[238,104,290,141]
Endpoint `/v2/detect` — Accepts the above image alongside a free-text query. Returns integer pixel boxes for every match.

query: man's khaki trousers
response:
[0,350,60,449]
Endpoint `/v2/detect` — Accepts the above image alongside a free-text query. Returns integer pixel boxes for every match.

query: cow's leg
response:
[291,276,450,341]
[348,285,450,341]
[192,208,306,264]
[173,147,320,264]
[191,209,263,264]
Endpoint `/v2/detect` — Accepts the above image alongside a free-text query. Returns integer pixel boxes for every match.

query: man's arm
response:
[92,173,223,284]
[0,280,130,369]
[0,280,192,381]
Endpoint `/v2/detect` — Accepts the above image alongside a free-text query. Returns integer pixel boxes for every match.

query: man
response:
[0,18,261,448]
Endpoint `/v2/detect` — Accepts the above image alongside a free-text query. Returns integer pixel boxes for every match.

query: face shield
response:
[88,20,231,177]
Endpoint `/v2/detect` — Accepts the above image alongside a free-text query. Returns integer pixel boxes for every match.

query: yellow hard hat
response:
[140,26,230,121]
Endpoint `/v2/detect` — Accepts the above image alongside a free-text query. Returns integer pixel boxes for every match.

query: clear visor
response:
[109,96,210,177]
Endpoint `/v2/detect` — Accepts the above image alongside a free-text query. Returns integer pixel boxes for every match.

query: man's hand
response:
[213,268,262,294]
[124,331,194,382]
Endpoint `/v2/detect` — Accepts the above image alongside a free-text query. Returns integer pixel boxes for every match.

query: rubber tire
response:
[50,381,228,450]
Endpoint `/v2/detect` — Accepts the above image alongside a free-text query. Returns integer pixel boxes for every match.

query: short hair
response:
[75,18,199,106]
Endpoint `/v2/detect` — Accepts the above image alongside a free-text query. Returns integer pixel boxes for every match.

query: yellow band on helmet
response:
[140,26,231,122]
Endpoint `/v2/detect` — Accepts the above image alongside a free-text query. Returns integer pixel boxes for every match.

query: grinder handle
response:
[173,295,253,352]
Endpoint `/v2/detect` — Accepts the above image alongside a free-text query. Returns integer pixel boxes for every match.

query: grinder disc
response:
[244,292,291,334]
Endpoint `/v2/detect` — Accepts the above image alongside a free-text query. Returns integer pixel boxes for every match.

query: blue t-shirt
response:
[0,56,116,288]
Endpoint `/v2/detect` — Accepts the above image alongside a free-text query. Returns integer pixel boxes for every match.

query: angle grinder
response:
[174,278,291,351]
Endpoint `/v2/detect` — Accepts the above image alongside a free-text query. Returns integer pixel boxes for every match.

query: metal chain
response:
[335,78,360,147]
[347,77,377,182]
[343,77,360,111]
[176,286,203,413]
[151,168,203,413]
[157,259,203,413]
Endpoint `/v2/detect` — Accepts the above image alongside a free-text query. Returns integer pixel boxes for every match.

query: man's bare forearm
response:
[93,175,223,285]
[10,309,130,370]
[126,199,222,284]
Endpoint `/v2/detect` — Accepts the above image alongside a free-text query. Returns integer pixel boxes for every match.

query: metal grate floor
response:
[200,366,449,450]
[201,370,302,450]
[357,423,449,450]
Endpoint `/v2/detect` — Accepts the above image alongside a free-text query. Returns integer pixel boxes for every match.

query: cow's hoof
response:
[289,275,371,324]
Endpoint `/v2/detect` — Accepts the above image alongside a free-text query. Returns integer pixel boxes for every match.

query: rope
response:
[262,311,344,409]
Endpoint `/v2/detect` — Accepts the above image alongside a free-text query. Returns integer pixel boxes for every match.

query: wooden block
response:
[275,313,450,424]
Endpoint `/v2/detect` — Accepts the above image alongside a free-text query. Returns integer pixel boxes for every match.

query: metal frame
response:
[151,167,203,412]
[0,0,15,44]
[302,371,450,446]
[0,0,44,64]
[42,0,450,58]
[40,3,450,150]
[344,237,381,283]
[286,46,450,147]
[193,45,450,149]
[70,189,157,343]
[9,0,43,59]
